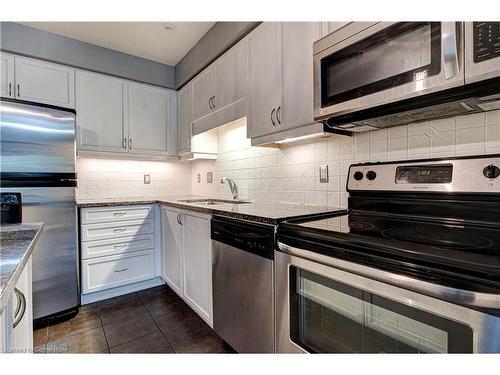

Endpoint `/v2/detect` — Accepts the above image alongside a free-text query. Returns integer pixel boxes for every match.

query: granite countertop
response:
[0,222,43,312]
[77,196,345,224]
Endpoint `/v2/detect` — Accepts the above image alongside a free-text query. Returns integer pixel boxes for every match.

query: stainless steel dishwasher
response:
[211,215,275,353]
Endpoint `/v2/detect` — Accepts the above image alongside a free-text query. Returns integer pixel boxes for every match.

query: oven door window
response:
[289,267,473,353]
[321,22,442,107]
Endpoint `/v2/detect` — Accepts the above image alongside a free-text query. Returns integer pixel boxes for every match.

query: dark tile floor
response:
[34,285,235,354]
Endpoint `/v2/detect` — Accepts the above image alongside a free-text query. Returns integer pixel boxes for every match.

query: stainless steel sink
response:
[177,198,252,205]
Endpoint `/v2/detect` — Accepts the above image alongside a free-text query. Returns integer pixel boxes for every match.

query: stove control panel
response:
[395,164,453,184]
[347,156,500,193]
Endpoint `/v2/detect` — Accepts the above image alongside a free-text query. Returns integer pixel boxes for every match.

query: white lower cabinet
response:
[80,205,160,303]
[82,250,155,294]
[160,206,183,295]
[160,206,213,327]
[1,257,33,353]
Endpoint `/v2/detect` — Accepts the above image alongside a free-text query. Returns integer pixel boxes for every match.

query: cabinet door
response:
[177,84,192,155]
[161,207,183,296]
[182,212,213,326]
[128,83,170,155]
[76,70,128,153]
[214,40,248,110]
[191,67,214,121]
[281,22,321,130]
[0,53,15,98]
[320,22,350,38]
[14,56,75,108]
[247,22,282,139]
[12,257,33,353]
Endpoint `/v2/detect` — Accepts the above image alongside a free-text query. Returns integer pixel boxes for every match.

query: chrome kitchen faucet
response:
[220,177,238,200]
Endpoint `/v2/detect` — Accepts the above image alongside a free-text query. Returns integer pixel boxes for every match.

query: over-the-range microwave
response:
[313,22,500,133]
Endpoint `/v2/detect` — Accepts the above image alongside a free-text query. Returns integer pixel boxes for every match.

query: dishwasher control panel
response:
[211,216,275,260]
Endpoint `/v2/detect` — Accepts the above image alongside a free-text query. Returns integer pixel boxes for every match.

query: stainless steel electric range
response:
[275,154,500,353]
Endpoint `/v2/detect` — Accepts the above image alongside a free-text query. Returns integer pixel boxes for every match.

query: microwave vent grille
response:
[353,101,477,129]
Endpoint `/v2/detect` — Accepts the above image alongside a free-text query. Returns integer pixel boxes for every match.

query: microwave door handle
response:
[442,22,459,80]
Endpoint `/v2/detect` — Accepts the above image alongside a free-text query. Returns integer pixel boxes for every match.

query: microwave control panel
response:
[473,22,500,63]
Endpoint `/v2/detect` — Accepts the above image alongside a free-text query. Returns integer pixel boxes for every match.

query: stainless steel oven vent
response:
[352,101,476,129]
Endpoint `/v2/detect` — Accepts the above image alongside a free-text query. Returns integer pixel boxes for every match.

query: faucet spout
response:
[220,177,239,200]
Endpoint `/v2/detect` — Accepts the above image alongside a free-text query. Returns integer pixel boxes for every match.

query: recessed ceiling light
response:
[161,23,176,33]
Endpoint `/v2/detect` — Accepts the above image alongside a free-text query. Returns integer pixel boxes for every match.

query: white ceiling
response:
[20,22,216,66]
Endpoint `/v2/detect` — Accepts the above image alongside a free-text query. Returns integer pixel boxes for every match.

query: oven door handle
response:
[277,241,500,309]
[442,22,460,80]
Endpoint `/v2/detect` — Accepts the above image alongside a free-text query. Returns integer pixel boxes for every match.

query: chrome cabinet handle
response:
[271,108,276,126]
[17,84,20,98]
[123,138,127,149]
[211,96,215,110]
[113,227,127,233]
[113,212,126,216]
[114,244,128,249]
[187,137,191,149]
[208,97,212,110]
[176,213,183,225]
[442,22,460,80]
[114,268,128,273]
[276,106,281,125]
[8,83,12,97]
[13,287,26,329]
[128,138,132,150]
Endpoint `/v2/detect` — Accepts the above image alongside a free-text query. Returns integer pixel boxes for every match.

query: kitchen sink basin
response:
[177,198,252,205]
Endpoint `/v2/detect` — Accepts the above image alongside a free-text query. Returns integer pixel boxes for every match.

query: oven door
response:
[275,246,500,353]
[465,22,500,84]
[313,22,465,121]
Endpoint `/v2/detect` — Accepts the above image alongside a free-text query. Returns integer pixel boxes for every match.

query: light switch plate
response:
[207,172,213,183]
[197,173,201,183]
[319,165,329,183]
[144,174,151,184]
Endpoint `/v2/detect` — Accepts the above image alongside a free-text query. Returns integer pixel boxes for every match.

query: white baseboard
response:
[81,277,165,305]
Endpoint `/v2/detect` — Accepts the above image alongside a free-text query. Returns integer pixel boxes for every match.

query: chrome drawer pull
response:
[114,244,128,249]
[13,288,26,329]
[114,268,128,273]
[113,212,126,216]
[113,228,127,233]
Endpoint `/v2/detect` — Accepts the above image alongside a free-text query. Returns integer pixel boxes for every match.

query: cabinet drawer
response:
[81,205,153,224]
[81,219,154,242]
[81,250,155,294]
[81,234,155,259]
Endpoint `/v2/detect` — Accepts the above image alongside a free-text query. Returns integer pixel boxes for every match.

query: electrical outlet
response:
[319,165,329,183]
[143,174,151,184]
[197,173,201,183]
[207,172,213,183]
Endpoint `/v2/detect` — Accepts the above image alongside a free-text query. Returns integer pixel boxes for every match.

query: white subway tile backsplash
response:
[77,111,500,207]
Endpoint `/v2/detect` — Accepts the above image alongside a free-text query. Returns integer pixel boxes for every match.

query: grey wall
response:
[0,22,176,89]
[175,22,260,89]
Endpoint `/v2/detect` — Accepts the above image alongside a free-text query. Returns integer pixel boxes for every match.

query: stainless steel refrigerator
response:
[0,99,79,322]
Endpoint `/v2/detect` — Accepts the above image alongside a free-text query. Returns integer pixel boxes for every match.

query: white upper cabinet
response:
[247,22,283,139]
[0,53,15,98]
[128,82,172,156]
[76,70,128,153]
[191,67,215,121]
[320,22,350,38]
[214,40,247,110]
[281,22,321,130]
[14,56,75,108]
[177,84,192,156]
[76,70,177,159]
[247,22,322,143]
